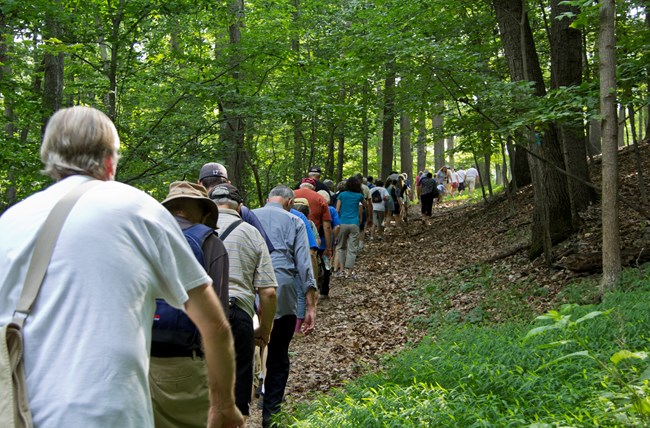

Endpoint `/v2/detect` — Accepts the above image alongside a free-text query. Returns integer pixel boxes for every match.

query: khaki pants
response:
[149,356,209,428]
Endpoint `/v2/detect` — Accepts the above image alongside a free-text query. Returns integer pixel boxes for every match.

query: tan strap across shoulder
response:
[12,179,101,327]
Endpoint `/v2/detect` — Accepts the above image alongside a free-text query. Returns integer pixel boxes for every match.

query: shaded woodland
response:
[1,1,649,284]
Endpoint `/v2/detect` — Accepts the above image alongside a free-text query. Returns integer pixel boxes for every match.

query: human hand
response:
[254,326,270,349]
[301,306,316,335]
[207,404,244,428]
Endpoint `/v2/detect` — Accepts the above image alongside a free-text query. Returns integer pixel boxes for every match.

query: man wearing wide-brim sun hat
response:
[161,181,220,228]
[150,181,233,428]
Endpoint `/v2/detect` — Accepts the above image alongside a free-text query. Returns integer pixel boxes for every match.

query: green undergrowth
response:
[281,264,650,427]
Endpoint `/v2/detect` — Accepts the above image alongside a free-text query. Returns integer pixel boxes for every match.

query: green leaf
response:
[523,324,561,342]
[537,351,593,371]
[574,310,607,324]
[610,350,648,366]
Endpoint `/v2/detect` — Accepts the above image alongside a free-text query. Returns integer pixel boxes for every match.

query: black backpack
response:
[371,188,383,203]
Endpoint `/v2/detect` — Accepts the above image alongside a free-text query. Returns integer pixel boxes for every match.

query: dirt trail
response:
[247,142,650,426]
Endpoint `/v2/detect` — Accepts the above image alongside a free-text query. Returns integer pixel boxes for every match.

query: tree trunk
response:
[599,0,621,291]
[588,119,602,156]
[326,122,335,180]
[42,0,65,129]
[380,63,396,180]
[400,112,413,182]
[432,112,445,171]
[416,111,427,174]
[446,136,454,167]
[337,125,345,182]
[361,83,370,177]
[550,0,597,226]
[618,105,626,147]
[222,0,246,191]
[628,105,648,206]
[107,0,125,121]
[507,134,530,190]
[494,0,573,260]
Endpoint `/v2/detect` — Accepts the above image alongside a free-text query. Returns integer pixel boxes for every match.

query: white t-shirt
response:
[465,167,479,180]
[0,176,210,428]
[371,187,389,212]
[456,169,466,183]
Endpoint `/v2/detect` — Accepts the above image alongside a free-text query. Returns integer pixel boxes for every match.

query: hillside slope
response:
[248,141,650,426]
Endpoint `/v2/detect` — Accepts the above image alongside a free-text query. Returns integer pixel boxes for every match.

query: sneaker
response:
[319,294,329,300]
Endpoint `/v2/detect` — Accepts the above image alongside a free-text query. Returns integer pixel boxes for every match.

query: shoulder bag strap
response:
[13,179,101,327]
[218,219,243,242]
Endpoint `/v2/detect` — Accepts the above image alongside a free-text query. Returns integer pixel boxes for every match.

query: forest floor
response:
[247,140,650,427]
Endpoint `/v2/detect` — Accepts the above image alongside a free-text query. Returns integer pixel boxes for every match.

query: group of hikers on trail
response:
[0,105,482,428]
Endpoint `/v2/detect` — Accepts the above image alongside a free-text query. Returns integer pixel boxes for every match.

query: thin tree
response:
[599,0,621,291]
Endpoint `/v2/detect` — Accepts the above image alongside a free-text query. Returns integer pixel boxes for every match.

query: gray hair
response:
[299,182,315,190]
[213,197,239,210]
[268,185,294,200]
[41,106,120,180]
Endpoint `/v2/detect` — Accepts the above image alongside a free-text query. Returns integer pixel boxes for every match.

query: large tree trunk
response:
[599,0,621,291]
[494,0,573,260]
[400,112,413,182]
[507,135,531,189]
[380,64,396,180]
[416,111,427,174]
[42,0,65,129]
[222,0,246,191]
[550,0,597,225]
[432,112,445,171]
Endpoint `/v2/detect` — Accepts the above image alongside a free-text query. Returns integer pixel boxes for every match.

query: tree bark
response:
[416,111,427,174]
[380,63,396,180]
[400,112,413,182]
[361,83,370,177]
[550,0,597,226]
[494,0,573,260]
[337,124,345,183]
[432,112,445,171]
[599,0,621,291]
[222,0,246,191]
[42,0,65,129]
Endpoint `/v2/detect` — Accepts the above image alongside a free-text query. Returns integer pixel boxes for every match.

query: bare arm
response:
[254,287,277,348]
[185,284,244,428]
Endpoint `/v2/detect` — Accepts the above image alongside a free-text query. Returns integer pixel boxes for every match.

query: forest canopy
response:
[0,0,648,211]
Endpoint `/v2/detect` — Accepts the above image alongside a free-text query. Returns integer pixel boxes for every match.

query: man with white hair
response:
[252,185,317,428]
[0,106,243,427]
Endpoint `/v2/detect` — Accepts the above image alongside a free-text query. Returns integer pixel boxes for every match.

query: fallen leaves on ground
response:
[247,141,650,427]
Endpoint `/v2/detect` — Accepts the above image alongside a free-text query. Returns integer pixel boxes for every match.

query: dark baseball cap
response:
[199,162,228,181]
[210,183,243,204]
[307,165,322,173]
